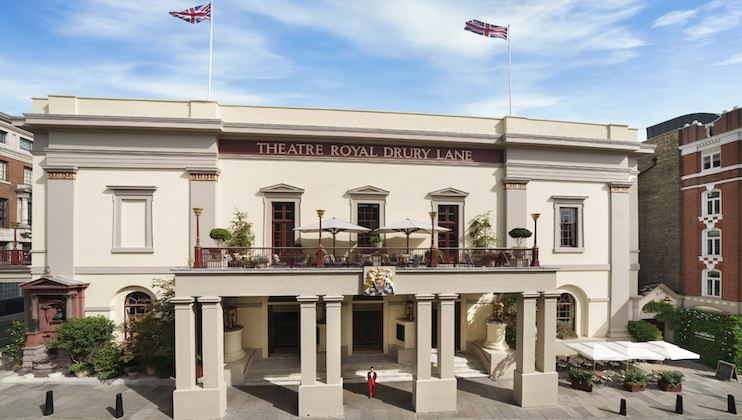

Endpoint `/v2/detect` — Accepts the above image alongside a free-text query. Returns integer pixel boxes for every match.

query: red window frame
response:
[438,205,458,261]
[357,204,379,246]
[272,202,295,248]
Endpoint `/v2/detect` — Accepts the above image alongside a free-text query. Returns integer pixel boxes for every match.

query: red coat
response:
[367,371,377,385]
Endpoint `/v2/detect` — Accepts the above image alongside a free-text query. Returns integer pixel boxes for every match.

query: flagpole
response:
[208,0,214,101]
[507,25,512,116]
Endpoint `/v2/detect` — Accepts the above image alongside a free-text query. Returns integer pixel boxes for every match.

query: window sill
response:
[112,247,154,254]
[553,247,585,253]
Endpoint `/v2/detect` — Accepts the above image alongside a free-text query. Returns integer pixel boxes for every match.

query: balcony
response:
[0,249,31,265]
[193,247,539,269]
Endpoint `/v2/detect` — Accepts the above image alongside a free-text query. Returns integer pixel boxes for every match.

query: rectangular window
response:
[705,271,721,297]
[109,185,156,253]
[23,167,32,185]
[357,203,380,246]
[0,199,6,229]
[560,207,578,247]
[706,230,721,256]
[0,161,6,182]
[0,131,5,144]
[20,138,33,151]
[702,151,721,170]
[437,205,459,248]
[706,191,721,215]
[0,282,22,299]
[272,202,295,248]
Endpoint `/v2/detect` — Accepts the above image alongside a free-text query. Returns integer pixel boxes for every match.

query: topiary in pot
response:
[209,228,231,247]
[657,370,684,391]
[568,368,595,392]
[508,228,532,248]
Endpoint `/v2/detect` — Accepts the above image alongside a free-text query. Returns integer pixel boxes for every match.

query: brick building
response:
[640,107,742,313]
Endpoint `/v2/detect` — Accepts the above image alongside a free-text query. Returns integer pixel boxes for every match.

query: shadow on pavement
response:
[126,385,175,417]
[343,382,413,411]
[236,384,298,416]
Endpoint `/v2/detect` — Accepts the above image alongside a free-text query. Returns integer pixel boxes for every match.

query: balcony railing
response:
[193,247,539,269]
[0,250,31,265]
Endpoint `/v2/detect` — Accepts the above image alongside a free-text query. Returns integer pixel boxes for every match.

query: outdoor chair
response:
[272,254,287,267]
[333,253,347,267]
[294,254,310,267]
[383,254,397,266]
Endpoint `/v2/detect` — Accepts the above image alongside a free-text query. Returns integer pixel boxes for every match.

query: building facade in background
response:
[20,95,651,418]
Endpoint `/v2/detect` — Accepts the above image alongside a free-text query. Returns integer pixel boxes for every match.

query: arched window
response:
[556,293,576,332]
[124,292,151,339]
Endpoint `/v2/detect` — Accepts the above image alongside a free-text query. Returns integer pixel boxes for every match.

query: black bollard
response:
[43,390,54,416]
[115,393,124,418]
[620,398,627,416]
[729,394,737,415]
[675,394,683,415]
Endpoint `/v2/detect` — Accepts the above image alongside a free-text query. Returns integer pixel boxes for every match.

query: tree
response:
[209,228,232,247]
[226,209,255,247]
[508,228,532,248]
[468,212,502,248]
[126,277,175,363]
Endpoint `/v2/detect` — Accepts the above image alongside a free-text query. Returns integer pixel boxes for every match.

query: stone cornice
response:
[505,133,654,154]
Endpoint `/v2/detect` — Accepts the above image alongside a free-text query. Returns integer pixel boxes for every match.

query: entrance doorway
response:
[353,303,383,352]
[268,305,299,355]
[431,301,461,350]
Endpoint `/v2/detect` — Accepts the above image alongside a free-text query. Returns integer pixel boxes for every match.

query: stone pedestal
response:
[224,326,245,363]
[483,321,507,351]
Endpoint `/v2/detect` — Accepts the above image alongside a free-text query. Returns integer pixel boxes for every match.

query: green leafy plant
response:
[68,362,94,372]
[226,209,255,247]
[657,370,684,387]
[568,368,595,385]
[4,320,28,362]
[468,212,501,248]
[557,321,577,339]
[46,316,116,364]
[627,320,663,342]
[125,277,175,364]
[508,228,532,247]
[370,235,383,243]
[623,369,647,387]
[154,355,174,378]
[209,228,231,247]
[93,343,123,380]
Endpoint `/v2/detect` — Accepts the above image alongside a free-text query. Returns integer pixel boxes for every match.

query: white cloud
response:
[710,52,742,66]
[652,9,698,27]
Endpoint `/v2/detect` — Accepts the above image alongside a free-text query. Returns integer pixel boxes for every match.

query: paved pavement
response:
[1,358,742,419]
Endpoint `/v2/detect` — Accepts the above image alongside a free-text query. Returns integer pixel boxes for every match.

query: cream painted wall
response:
[465,293,493,343]
[217,158,501,248]
[74,169,190,267]
[527,180,611,265]
[556,271,610,337]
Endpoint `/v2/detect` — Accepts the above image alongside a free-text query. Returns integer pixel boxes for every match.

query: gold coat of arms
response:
[363,267,395,296]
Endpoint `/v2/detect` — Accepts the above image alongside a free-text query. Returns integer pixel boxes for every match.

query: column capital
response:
[323,295,344,302]
[519,292,541,300]
[414,294,436,301]
[63,293,76,300]
[170,297,195,306]
[44,166,78,180]
[297,295,319,303]
[503,177,530,189]
[187,167,221,182]
[539,291,562,299]
[609,182,632,193]
[197,296,222,304]
[437,293,459,301]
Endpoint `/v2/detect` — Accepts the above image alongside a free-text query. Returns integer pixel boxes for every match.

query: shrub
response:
[4,320,28,362]
[627,320,663,342]
[226,209,255,247]
[568,368,595,385]
[557,321,577,339]
[46,316,116,364]
[154,355,174,378]
[508,228,532,247]
[209,228,231,247]
[657,370,684,387]
[126,277,175,362]
[370,235,383,243]
[468,212,501,248]
[623,369,647,387]
[68,362,94,372]
[93,343,122,380]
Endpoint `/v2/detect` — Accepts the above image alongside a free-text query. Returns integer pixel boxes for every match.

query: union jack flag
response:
[170,3,211,24]
[464,19,507,40]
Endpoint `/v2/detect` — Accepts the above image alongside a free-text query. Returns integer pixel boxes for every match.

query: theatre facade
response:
[20,95,652,419]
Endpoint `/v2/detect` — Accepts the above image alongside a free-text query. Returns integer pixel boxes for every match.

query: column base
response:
[173,384,227,420]
[298,382,344,417]
[513,371,558,407]
[413,377,457,413]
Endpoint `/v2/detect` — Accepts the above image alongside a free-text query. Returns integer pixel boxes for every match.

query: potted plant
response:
[127,366,140,379]
[657,370,684,391]
[209,228,231,247]
[508,228,532,248]
[68,363,94,378]
[568,368,595,392]
[468,212,502,248]
[623,369,647,392]
[370,235,384,248]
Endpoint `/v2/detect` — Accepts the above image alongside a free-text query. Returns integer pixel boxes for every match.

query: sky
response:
[2,0,742,141]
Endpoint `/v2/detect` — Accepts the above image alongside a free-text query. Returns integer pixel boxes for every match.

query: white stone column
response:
[298,296,318,386]
[324,296,343,386]
[504,178,529,247]
[45,168,77,278]
[437,294,458,380]
[536,292,560,373]
[608,182,633,338]
[172,297,198,420]
[414,294,435,381]
[513,293,537,406]
[197,297,227,419]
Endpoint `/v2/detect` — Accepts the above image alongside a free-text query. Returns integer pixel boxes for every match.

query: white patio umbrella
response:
[374,219,451,249]
[646,341,700,361]
[565,342,627,369]
[294,218,370,248]
[602,341,666,370]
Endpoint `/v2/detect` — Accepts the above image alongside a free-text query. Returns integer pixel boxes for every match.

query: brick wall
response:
[0,154,30,228]
[638,129,683,294]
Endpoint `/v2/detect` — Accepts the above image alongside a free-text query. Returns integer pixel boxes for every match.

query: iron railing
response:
[193,247,538,269]
[0,250,31,265]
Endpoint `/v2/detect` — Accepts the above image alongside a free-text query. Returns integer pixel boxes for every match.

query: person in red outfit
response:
[367,366,377,398]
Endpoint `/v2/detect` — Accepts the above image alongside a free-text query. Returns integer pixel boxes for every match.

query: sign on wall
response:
[219,139,503,164]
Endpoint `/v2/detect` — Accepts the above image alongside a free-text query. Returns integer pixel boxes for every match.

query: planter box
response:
[658,382,682,392]
[623,383,646,392]
[571,381,593,392]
